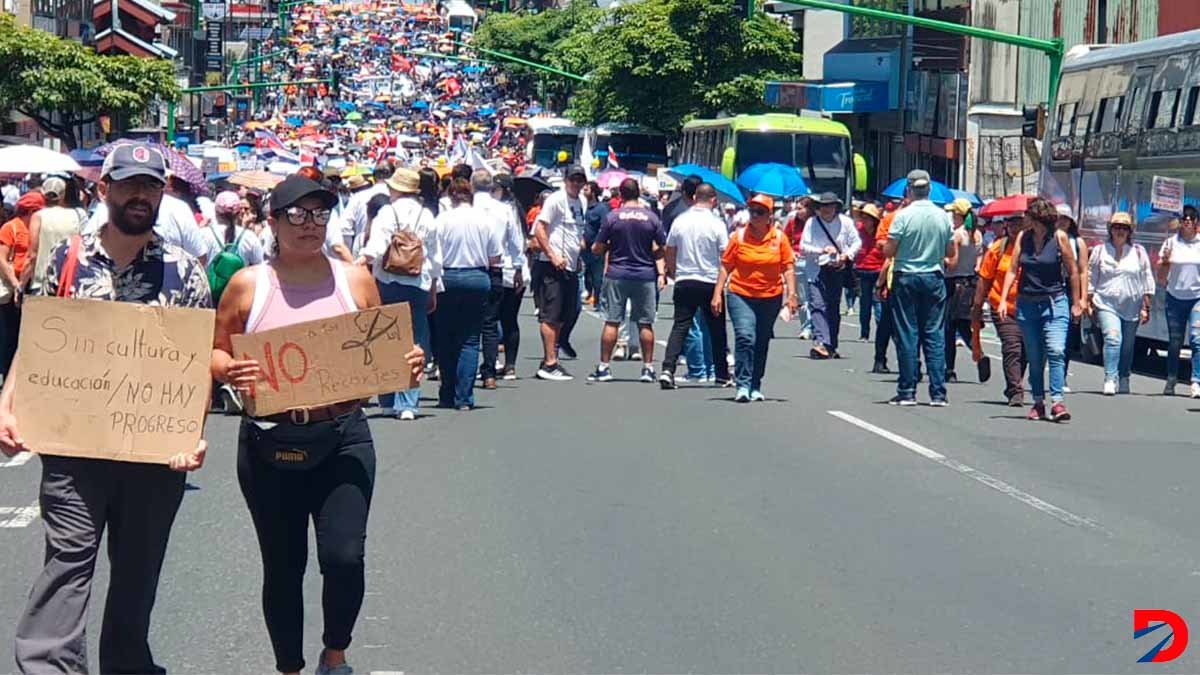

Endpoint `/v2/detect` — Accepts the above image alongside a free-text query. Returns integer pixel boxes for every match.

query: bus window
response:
[798,134,850,199]
[1183,87,1200,127]
[1096,96,1124,133]
[1075,114,1091,138]
[734,132,794,175]
[1148,89,1181,129]
[1122,68,1152,142]
[1057,102,1077,137]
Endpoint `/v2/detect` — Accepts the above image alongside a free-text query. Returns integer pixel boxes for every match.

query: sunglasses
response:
[283,206,332,226]
[1183,216,1198,223]
[1111,223,1132,231]
[749,207,770,216]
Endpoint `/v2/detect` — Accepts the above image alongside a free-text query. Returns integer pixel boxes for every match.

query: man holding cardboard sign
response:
[0,142,213,675]
[211,174,424,675]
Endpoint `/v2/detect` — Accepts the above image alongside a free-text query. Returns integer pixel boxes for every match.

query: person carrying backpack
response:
[207,191,266,305]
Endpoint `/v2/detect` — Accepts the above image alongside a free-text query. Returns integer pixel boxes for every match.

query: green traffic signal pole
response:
[166,78,333,143]
[783,0,1064,106]
[449,40,587,82]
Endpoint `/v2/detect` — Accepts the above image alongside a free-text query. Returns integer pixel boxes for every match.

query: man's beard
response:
[109,198,158,236]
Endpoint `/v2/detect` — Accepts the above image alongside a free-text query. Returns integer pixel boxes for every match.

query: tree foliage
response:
[0,13,179,148]
[473,0,802,134]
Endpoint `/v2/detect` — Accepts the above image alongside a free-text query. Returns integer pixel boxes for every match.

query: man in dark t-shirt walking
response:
[588,178,667,383]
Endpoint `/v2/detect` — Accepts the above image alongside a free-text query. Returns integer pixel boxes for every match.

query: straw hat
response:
[860,203,882,222]
[1109,211,1135,230]
[944,198,972,217]
[385,168,420,193]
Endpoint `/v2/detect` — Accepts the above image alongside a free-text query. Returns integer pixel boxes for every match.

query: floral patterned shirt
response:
[38,227,213,309]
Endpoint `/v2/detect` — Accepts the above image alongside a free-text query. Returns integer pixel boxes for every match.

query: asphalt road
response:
[1,295,1199,673]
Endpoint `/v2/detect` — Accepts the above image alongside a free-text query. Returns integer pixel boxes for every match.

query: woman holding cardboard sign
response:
[211,174,425,675]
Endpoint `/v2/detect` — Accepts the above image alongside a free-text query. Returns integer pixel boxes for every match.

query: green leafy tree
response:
[0,13,179,149]
[850,0,904,38]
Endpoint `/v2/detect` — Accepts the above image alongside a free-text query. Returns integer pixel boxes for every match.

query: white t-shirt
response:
[474,193,527,287]
[86,194,209,261]
[535,188,586,272]
[435,203,501,270]
[1161,233,1200,300]
[666,206,730,284]
[362,196,440,290]
[198,224,266,267]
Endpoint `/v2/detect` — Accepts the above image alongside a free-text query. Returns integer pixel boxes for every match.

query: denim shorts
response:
[601,278,657,325]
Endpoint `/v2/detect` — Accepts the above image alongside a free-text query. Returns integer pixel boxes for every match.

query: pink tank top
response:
[245,259,358,333]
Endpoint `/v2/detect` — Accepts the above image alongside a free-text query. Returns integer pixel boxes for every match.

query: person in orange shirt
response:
[972,215,1028,406]
[712,193,799,402]
[0,191,42,376]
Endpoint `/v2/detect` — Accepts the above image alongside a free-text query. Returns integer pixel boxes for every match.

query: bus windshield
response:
[531,133,579,168]
[597,133,668,173]
[734,131,850,199]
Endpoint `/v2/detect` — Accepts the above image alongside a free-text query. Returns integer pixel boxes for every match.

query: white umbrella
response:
[0,145,81,174]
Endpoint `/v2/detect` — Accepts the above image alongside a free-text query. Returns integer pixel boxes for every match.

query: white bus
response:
[580,123,669,176]
[525,117,583,169]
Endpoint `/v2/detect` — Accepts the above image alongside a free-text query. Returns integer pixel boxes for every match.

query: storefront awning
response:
[765,80,893,114]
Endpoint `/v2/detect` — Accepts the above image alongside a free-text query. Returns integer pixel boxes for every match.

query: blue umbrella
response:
[736,162,810,198]
[666,164,744,205]
[478,106,496,117]
[526,104,543,115]
[337,101,357,112]
[410,100,429,110]
[68,147,104,166]
[880,177,956,205]
[950,188,983,208]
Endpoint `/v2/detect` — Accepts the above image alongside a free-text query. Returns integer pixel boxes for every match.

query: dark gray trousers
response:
[15,456,185,675]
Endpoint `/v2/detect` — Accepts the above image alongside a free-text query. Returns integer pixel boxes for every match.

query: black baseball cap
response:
[565,164,587,180]
[101,142,168,183]
[268,175,338,213]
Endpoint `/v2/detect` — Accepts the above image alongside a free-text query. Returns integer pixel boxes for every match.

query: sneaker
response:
[734,387,751,402]
[658,371,676,389]
[587,364,613,382]
[946,371,958,384]
[1050,401,1071,422]
[613,343,628,360]
[1007,393,1025,407]
[502,367,518,381]
[713,378,734,388]
[888,395,917,407]
[1062,384,1072,394]
[536,362,573,381]
[749,390,765,402]
[1192,382,1200,399]
[1164,380,1178,396]
[482,377,497,390]
[1103,380,1116,396]
[558,341,578,360]
[869,361,891,374]
[809,347,830,360]
[398,410,416,421]
[639,365,655,383]
[316,652,353,675]
[1027,401,1046,421]
[629,350,642,362]
[1118,377,1130,395]
[425,362,439,381]
[930,398,948,407]
[798,328,813,340]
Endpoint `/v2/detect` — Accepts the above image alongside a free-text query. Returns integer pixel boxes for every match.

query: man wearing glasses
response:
[1,142,211,674]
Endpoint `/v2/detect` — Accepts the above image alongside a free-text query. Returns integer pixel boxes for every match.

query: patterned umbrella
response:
[94,141,210,196]
[228,170,286,191]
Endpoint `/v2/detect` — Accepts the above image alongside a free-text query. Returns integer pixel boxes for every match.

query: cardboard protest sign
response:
[231,303,415,417]
[13,296,215,464]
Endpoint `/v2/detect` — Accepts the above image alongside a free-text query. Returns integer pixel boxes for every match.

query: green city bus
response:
[679,113,867,202]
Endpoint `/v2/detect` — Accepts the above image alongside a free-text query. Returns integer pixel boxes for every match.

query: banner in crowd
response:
[231,304,416,417]
[13,297,216,464]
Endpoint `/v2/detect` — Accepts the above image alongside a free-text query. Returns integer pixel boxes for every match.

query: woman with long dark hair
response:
[999,197,1082,422]
[1158,204,1200,396]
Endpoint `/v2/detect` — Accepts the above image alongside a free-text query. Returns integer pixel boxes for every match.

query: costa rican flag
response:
[255,129,300,163]
[607,145,620,169]
[487,119,503,149]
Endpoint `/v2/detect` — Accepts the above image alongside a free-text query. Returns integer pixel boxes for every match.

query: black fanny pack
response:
[248,409,361,470]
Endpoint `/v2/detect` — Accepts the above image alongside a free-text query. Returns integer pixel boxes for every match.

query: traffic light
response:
[1022,104,1042,138]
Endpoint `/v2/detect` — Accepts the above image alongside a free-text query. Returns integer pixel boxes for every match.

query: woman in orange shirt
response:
[972,215,1028,407]
[713,194,799,402]
[0,191,42,376]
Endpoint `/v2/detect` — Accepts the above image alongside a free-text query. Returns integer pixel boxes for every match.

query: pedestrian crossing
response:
[0,453,39,528]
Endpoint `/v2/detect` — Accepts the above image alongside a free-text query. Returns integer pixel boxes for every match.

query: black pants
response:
[662,280,729,381]
[0,301,20,377]
[479,269,504,380]
[557,273,582,348]
[500,284,525,370]
[875,291,895,365]
[15,457,185,675]
[237,411,376,674]
[944,277,975,376]
[995,316,1028,399]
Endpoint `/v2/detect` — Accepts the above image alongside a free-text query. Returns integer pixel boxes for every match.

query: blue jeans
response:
[1164,292,1200,384]
[891,271,947,400]
[683,314,715,379]
[1095,307,1138,382]
[857,271,881,340]
[1016,293,1069,403]
[435,268,490,408]
[727,292,782,391]
[809,266,844,350]
[377,282,430,415]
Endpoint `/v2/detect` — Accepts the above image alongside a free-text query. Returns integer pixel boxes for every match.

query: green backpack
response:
[207,226,247,304]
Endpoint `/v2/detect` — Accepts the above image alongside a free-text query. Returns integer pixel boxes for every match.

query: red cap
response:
[16,192,45,212]
[747,193,774,211]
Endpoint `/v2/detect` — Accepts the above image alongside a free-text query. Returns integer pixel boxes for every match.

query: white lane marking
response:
[0,500,40,528]
[581,306,670,347]
[828,410,1108,534]
[0,453,32,468]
